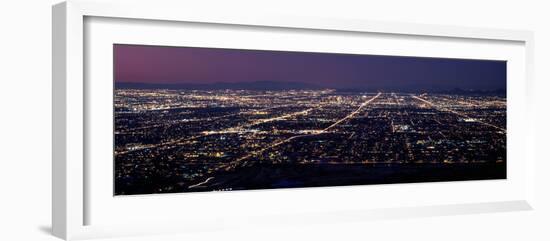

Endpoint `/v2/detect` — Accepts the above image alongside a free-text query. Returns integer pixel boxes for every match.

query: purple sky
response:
[114,44,506,90]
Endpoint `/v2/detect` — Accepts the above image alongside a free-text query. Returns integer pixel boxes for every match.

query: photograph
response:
[113,44,507,195]
[113,44,506,195]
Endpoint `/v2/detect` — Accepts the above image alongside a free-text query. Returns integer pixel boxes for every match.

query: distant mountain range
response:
[436,88,506,95]
[335,87,506,95]
[115,81,505,95]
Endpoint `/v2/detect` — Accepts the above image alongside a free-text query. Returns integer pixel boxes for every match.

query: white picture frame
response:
[52,0,535,240]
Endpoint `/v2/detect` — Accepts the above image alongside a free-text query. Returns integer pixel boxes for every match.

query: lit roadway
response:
[411,95,506,133]
[118,104,291,135]
[204,106,321,135]
[188,92,382,189]
[116,104,323,155]
[322,92,382,132]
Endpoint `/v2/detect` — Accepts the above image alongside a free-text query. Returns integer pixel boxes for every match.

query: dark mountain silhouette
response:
[116,81,505,95]
[334,87,505,95]
[436,88,506,96]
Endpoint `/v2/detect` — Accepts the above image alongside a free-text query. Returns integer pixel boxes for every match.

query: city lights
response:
[114,89,506,195]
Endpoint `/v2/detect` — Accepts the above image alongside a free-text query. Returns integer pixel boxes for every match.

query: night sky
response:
[114,44,506,91]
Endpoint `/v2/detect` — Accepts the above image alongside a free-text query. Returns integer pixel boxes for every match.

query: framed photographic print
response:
[52,0,535,240]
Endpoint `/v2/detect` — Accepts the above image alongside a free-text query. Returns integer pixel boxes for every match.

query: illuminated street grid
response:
[114,89,506,195]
